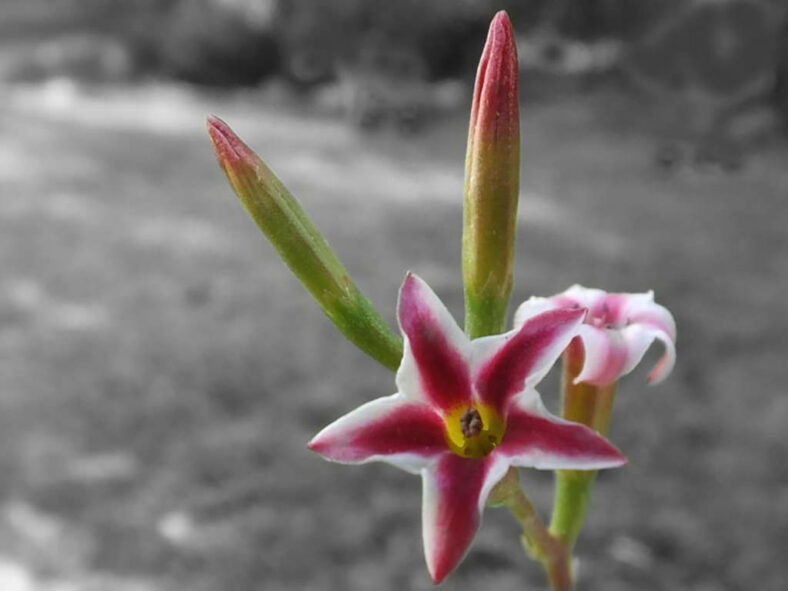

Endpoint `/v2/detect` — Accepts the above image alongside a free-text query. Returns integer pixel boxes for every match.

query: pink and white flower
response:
[514,285,677,386]
[309,274,626,582]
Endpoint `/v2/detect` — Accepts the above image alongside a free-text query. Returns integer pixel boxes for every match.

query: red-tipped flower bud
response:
[207,116,402,371]
[462,11,521,338]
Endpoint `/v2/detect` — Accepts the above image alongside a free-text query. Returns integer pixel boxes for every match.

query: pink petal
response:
[496,390,627,470]
[474,308,585,414]
[620,291,677,341]
[553,285,607,311]
[520,287,677,386]
[606,291,676,384]
[574,318,676,386]
[556,287,632,327]
[591,293,629,325]
[512,295,559,326]
[309,394,447,473]
[421,453,509,583]
[572,325,630,385]
[397,273,473,412]
[621,324,677,385]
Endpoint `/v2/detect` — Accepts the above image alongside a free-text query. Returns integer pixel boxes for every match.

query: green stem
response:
[489,468,573,590]
[549,349,618,549]
[464,292,510,339]
[549,470,596,549]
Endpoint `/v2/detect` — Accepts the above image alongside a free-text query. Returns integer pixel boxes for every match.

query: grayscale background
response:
[1,1,787,589]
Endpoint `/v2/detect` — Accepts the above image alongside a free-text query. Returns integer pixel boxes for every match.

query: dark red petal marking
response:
[309,403,447,462]
[427,454,491,583]
[476,308,584,414]
[497,408,626,466]
[399,275,472,411]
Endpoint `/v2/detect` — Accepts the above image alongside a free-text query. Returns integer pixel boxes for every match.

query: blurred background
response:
[1,0,787,589]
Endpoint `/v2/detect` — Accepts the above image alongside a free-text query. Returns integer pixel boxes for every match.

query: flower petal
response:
[518,287,677,386]
[554,286,638,328]
[621,324,677,385]
[309,394,447,474]
[620,291,677,339]
[572,324,629,385]
[574,321,676,386]
[397,273,473,412]
[421,453,509,583]
[512,295,559,326]
[553,285,608,311]
[496,390,627,470]
[473,308,586,414]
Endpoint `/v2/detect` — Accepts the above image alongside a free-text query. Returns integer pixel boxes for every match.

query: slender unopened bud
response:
[207,116,402,371]
[463,11,520,338]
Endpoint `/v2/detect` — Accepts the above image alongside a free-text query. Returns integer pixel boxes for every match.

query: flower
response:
[515,285,677,386]
[309,274,626,582]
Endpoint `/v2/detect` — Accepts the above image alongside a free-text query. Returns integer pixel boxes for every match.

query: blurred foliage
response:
[0,0,786,133]
[2,0,785,86]
[0,0,697,87]
[156,0,280,86]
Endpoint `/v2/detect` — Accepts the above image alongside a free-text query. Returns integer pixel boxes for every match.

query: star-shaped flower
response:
[309,274,626,582]
[515,285,677,386]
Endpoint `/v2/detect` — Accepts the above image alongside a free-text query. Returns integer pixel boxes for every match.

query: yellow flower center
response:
[444,403,506,459]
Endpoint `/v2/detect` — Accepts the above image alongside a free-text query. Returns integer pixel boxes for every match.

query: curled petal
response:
[573,319,676,386]
[421,453,509,583]
[496,390,627,470]
[517,286,677,385]
[473,308,586,413]
[572,325,629,386]
[620,291,677,342]
[309,394,447,474]
[397,273,473,412]
[621,324,676,385]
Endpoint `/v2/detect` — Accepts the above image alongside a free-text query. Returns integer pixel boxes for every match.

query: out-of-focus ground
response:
[1,78,787,591]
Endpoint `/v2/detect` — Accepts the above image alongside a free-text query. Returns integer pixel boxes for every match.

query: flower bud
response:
[463,11,521,338]
[207,116,402,370]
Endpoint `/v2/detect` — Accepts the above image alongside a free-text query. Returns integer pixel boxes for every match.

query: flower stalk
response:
[549,343,619,550]
[463,11,521,339]
[207,116,403,371]
[207,7,677,586]
[489,468,573,590]
[516,286,675,553]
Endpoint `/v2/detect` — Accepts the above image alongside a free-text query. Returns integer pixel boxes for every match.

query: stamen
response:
[460,408,483,438]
